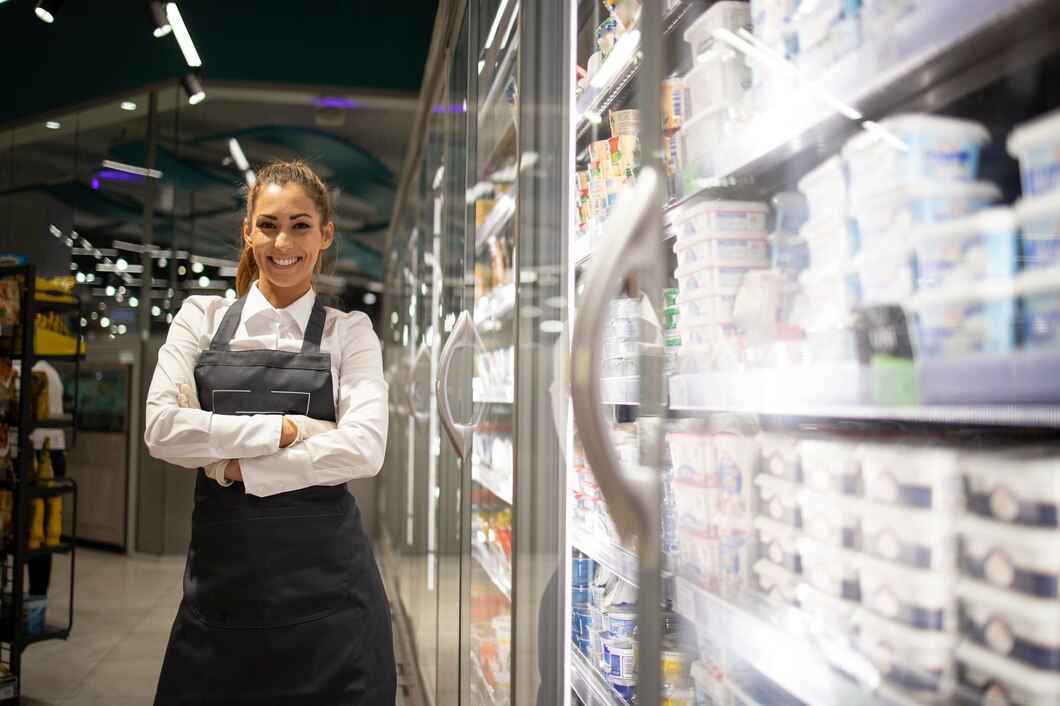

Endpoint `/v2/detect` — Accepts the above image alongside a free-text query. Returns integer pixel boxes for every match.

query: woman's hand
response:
[280,416,299,447]
[223,459,243,482]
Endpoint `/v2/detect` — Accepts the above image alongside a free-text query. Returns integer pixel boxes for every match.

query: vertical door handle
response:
[436,310,475,460]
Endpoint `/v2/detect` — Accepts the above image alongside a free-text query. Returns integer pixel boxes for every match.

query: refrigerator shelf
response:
[570,640,628,706]
[673,0,1055,203]
[470,649,497,705]
[472,462,513,505]
[475,193,516,252]
[471,541,512,602]
[571,522,640,588]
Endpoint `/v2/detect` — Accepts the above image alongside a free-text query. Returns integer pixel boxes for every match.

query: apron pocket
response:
[186,505,353,628]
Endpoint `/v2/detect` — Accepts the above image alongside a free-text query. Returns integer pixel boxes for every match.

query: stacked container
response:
[600,297,641,405]
[574,109,641,260]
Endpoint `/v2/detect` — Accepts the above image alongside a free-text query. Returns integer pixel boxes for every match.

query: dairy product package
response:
[858,444,963,511]
[859,554,958,631]
[673,231,771,270]
[667,430,715,484]
[754,473,802,529]
[799,438,860,496]
[754,515,802,573]
[675,260,767,296]
[679,288,739,326]
[914,207,1018,290]
[672,199,770,242]
[851,243,916,305]
[678,103,735,165]
[684,1,753,59]
[860,501,958,572]
[958,640,1060,706]
[678,526,720,589]
[794,270,857,330]
[717,515,754,593]
[960,515,1060,598]
[662,76,689,133]
[673,478,718,534]
[799,212,859,272]
[907,279,1017,359]
[961,447,1060,529]
[753,558,799,608]
[757,432,802,483]
[683,49,752,119]
[714,432,757,518]
[1007,106,1060,198]
[798,538,860,600]
[796,14,860,77]
[852,608,958,695]
[1015,191,1060,272]
[797,155,848,219]
[1017,269,1060,350]
[958,579,1060,672]
[842,114,991,202]
[800,489,860,548]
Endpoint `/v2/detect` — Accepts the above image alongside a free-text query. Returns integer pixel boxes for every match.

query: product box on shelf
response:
[906,279,1016,360]
[662,76,689,133]
[678,289,739,326]
[798,538,860,601]
[755,474,802,528]
[1014,191,1060,272]
[961,447,1060,529]
[754,515,802,573]
[913,207,1018,289]
[859,444,962,511]
[673,199,770,242]
[959,515,1060,598]
[859,554,959,631]
[799,490,860,548]
[957,579,1060,672]
[677,103,737,168]
[958,641,1060,706]
[850,243,916,306]
[799,438,861,496]
[714,432,757,518]
[682,47,752,120]
[683,0,753,60]
[1007,106,1060,198]
[675,261,767,297]
[1017,269,1060,350]
[799,213,859,272]
[851,608,958,696]
[752,558,799,608]
[859,501,958,572]
[757,432,802,483]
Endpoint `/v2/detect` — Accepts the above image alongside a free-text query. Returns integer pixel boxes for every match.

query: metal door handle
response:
[436,310,474,460]
[569,166,660,540]
[408,344,432,427]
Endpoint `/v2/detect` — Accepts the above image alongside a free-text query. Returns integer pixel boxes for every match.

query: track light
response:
[144,1,171,37]
[181,71,205,105]
[34,0,63,23]
[166,3,202,67]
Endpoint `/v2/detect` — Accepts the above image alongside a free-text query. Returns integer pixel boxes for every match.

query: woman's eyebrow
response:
[290,213,313,220]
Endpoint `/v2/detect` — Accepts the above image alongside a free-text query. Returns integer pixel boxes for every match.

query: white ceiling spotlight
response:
[165,3,201,67]
[34,0,62,23]
[121,101,138,111]
[144,1,171,37]
[180,72,205,105]
[228,138,255,185]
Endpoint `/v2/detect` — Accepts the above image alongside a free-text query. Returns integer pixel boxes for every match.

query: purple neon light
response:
[315,97,360,109]
[96,169,145,183]
[430,104,467,113]
[90,178,100,190]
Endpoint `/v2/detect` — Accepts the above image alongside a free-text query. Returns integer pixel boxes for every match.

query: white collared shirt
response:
[143,283,388,497]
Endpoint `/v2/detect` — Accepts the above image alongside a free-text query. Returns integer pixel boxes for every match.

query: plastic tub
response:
[859,555,958,631]
[673,231,771,269]
[960,515,1060,599]
[962,447,1060,528]
[1017,269,1060,350]
[907,279,1017,359]
[673,478,718,534]
[770,232,810,273]
[959,579,1060,671]
[799,438,861,496]
[958,641,1060,706]
[715,433,757,518]
[795,270,857,327]
[800,213,859,272]
[850,180,1001,251]
[606,604,638,639]
[1015,190,1060,271]
[842,114,991,202]
[798,538,860,600]
[676,260,765,296]
[753,558,799,607]
[667,431,715,484]
[678,104,734,165]
[1007,106,1060,198]
[851,243,916,305]
[852,609,958,695]
[572,554,597,586]
[677,288,738,324]
[672,199,770,242]
[800,489,860,548]
[755,474,802,528]
[914,207,1018,289]
[860,501,958,571]
[683,0,753,58]
[772,192,808,233]
[795,15,860,77]
[758,432,802,483]
[858,444,963,511]
[683,49,752,118]
[717,515,754,592]
[755,515,802,573]
[794,0,859,51]
[677,527,720,589]
[798,155,848,218]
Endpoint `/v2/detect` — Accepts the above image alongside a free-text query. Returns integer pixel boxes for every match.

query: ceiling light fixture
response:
[144,1,171,37]
[165,3,201,67]
[34,0,62,23]
[45,121,60,129]
[180,71,205,105]
[121,101,137,111]
[227,138,249,171]
[101,159,163,179]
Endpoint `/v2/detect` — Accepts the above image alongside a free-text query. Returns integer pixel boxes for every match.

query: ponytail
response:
[235,240,259,298]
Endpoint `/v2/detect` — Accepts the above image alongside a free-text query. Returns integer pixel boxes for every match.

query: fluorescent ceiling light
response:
[483,0,510,51]
[227,138,250,171]
[45,121,60,129]
[165,3,201,67]
[590,29,639,88]
[500,5,519,49]
[101,159,163,179]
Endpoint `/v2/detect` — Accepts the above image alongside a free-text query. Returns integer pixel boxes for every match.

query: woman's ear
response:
[321,221,335,250]
[242,218,253,246]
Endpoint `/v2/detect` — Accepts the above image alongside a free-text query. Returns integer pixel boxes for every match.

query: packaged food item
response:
[907,279,1016,359]
[859,554,958,631]
[771,192,808,233]
[799,490,859,548]
[662,77,689,132]
[798,538,860,600]
[757,433,801,483]
[678,289,738,325]
[960,515,1060,598]
[672,200,770,242]
[672,231,770,270]
[675,261,764,296]
[667,431,715,484]
[1017,268,1060,350]
[850,242,916,305]
[913,207,1018,289]
[794,0,860,77]
[799,213,859,272]
[841,114,991,202]
[799,438,860,495]
[754,516,801,572]
[851,608,958,695]
[860,501,958,571]
[677,526,720,588]
[677,104,734,164]
[958,579,1060,672]
[797,155,848,219]
[1014,190,1060,271]
[683,1,753,59]
[859,444,962,511]
[958,640,1060,706]
[752,558,799,607]
[962,448,1060,528]
[755,474,802,527]
[1006,106,1060,198]
[714,433,756,517]
[673,478,718,534]
[717,515,753,592]
[682,49,752,118]
[609,109,640,137]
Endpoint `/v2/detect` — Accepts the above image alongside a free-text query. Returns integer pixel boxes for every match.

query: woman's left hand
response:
[223,459,243,482]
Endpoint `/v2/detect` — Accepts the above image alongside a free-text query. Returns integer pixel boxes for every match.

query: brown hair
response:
[236,159,335,297]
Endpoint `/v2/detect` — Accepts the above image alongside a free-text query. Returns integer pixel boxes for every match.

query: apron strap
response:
[300,298,326,354]
[208,293,327,352]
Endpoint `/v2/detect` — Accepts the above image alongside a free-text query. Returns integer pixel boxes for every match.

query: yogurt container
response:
[1007,106,1060,198]
[691,660,731,706]
[795,270,857,328]
[842,114,991,202]
[960,515,1060,599]
[799,438,861,495]
[677,527,720,589]
[795,14,860,77]
[772,192,809,233]
[913,207,1018,289]
[717,515,753,592]
[859,554,958,631]
[907,278,1017,359]
[663,77,689,132]
[672,199,770,242]
[800,212,859,272]
[961,447,1060,528]
[754,515,802,573]
[611,674,636,701]
[958,640,1060,706]
[715,433,757,518]
[673,231,771,269]
[675,260,766,296]
[678,104,736,166]
[683,47,752,118]
[800,489,860,548]
[678,288,738,325]
[849,180,1001,251]
[851,242,916,305]
[667,431,715,484]
[851,608,958,695]
[858,444,962,510]
[758,432,802,483]
[608,641,637,678]
[673,478,718,534]
[798,155,848,219]
[683,0,753,58]
[606,604,638,639]
[959,579,1060,672]
[798,538,860,601]
[860,501,958,572]
[1017,268,1060,350]
[1014,190,1060,271]
[755,474,802,528]
[753,558,799,608]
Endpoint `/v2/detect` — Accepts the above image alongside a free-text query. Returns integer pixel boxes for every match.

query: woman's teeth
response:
[270,256,301,267]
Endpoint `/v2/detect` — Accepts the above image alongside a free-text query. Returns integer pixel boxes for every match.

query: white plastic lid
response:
[677,197,770,219]
[672,227,769,252]
[851,180,1002,211]
[912,206,1017,244]
[957,578,1060,627]
[959,514,1060,556]
[958,641,1060,696]
[1007,106,1060,157]
[880,113,992,144]
[1014,189,1060,224]
[682,1,752,44]
[905,277,1016,311]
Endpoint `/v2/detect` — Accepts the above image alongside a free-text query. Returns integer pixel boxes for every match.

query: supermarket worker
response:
[144,160,396,705]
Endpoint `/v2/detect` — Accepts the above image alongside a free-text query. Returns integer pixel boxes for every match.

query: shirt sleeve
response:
[240,311,389,497]
[143,296,284,470]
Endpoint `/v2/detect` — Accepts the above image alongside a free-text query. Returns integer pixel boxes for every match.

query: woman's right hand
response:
[280,416,299,447]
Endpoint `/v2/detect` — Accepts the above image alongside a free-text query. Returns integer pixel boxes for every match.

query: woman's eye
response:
[256,222,275,230]
[293,222,310,229]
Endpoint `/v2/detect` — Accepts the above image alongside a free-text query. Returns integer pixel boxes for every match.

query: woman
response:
[144,160,395,705]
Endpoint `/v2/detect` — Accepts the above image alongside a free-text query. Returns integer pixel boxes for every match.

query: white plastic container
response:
[852,609,958,695]
[691,659,731,706]
[859,555,958,631]
[672,231,771,269]
[799,213,859,272]
[672,199,770,242]
[849,180,1001,251]
[677,526,720,589]
[860,501,958,571]
[667,431,715,485]
[858,444,963,511]
[678,104,734,166]
[673,478,718,534]
[717,515,754,591]
[678,288,738,325]
[753,559,799,608]
[754,474,802,528]
[795,270,857,328]
[799,438,861,495]
[715,432,757,518]
[906,279,1017,359]
[757,432,802,483]
[913,207,1018,289]
[800,489,860,548]
[683,1,753,59]
[798,538,860,600]
[675,259,766,296]
[797,155,848,219]
[795,14,860,77]
[1014,190,1060,271]
[772,192,808,234]
[962,447,1060,528]
[683,49,752,119]
[958,641,1060,706]
[850,243,916,305]
[754,515,802,573]
[860,0,920,42]
[842,114,991,202]
[960,515,1060,598]
[958,579,1060,671]
[1007,106,1060,198]
[1017,269,1060,350]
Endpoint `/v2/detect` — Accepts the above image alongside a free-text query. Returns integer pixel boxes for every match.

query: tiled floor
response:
[18,547,186,706]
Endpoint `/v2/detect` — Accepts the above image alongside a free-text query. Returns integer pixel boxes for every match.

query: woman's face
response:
[243,183,334,301]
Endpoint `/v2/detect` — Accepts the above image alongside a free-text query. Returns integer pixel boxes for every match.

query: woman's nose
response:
[275,230,292,248]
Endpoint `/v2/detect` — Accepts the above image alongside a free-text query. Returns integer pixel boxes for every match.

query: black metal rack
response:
[0,264,82,704]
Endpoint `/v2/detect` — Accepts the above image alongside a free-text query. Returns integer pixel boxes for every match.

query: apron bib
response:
[155,296,396,706]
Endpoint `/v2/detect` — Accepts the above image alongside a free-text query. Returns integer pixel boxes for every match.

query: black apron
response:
[155,296,396,706]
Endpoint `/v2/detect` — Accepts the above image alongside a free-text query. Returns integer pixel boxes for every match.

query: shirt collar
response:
[242,281,317,337]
